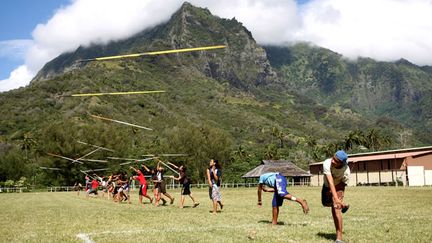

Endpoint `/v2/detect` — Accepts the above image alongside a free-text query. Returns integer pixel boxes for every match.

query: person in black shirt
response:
[168,162,199,208]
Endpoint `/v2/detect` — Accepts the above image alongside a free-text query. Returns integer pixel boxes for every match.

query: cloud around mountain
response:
[2,0,432,92]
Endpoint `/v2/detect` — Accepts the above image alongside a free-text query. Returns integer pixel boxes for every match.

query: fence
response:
[1,181,311,193]
[0,187,28,193]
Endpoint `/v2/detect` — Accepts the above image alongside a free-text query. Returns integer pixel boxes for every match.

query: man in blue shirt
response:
[257,172,309,225]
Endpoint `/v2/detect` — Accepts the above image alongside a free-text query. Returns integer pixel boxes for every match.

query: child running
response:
[86,174,100,199]
[257,172,309,225]
[130,165,153,206]
[167,161,199,208]
[156,163,175,205]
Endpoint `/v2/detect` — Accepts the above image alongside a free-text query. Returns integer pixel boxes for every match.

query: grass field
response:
[1,186,431,242]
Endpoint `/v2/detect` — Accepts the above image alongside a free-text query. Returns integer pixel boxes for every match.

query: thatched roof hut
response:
[242,160,312,179]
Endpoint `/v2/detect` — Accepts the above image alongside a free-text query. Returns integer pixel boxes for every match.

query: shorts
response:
[159,181,167,194]
[118,185,129,194]
[139,184,148,196]
[181,182,191,195]
[272,174,289,207]
[89,188,98,195]
[210,184,221,201]
[321,183,345,207]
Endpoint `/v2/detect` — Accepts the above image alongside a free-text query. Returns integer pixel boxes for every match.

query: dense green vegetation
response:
[1,3,431,186]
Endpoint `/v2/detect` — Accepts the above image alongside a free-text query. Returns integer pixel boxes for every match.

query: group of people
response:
[75,151,350,242]
[77,160,204,209]
[257,150,350,243]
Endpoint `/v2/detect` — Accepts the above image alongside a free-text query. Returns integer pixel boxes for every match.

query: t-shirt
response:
[137,170,147,185]
[323,158,350,186]
[209,168,221,187]
[258,172,278,188]
[91,179,99,189]
[179,170,187,184]
[156,171,164,181]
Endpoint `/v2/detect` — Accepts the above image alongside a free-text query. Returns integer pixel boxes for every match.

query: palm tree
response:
[21,132,36,160]
[344,129,365,150]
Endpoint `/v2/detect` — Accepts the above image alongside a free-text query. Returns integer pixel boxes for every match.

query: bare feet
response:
[301,199,309,214]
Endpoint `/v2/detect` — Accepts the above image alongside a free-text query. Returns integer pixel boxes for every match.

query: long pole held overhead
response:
[156,158,180,176]
[47,152,84,164]
[118,157,155,166]
[78,159,108,163]
[77,141,115,152]
[77,45,226,62]
[70,90,165,97]
[39,167,62,171]
[143,153,188,157]
[90,114,153,131]
[74,148,101,162]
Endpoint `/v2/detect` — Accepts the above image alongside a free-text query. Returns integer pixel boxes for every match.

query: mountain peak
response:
[34,2,277,88]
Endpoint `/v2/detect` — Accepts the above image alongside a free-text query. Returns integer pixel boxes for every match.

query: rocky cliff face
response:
[33,2,278,90]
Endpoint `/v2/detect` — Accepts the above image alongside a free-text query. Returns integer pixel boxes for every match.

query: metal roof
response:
[310,149,432,165]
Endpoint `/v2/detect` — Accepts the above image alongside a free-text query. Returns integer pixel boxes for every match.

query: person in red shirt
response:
[86,175,99,198]
[130,165,153,205]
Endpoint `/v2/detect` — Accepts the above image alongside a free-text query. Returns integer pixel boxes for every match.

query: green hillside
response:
[265,43,432,144]
[0,3,430,186]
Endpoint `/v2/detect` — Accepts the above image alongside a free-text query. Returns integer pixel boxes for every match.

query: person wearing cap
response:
[321,150,351,243]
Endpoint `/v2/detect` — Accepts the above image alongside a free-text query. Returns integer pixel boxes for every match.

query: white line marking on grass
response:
[76,233,94,243]
[77,224,259,242]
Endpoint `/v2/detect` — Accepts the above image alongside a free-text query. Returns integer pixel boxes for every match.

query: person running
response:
[321,150,351,243]
[130,165,153,205]
[85,175,91,194]
[149,167,163,206]
[156,163,175,205]
[86,175,99,198]
[167,161,199,208]
[257,172,309,225]
[206,159,223,214]
[74,182,83,196]
[116,172,131,204]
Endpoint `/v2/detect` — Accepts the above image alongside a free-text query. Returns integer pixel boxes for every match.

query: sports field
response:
[1,187,431,242]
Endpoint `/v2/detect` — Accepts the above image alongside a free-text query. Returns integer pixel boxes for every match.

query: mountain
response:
[0,2,430,186]
[264,43,432,143]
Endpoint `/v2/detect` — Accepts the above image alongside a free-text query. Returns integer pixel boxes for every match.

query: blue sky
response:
[0,0,70,78]
[0,0,308,81]
[1,0,432,92]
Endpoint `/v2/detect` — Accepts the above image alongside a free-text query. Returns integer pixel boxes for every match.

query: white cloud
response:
[191,0,300,44]
[0,40,33,60]
[0,65,34,92]
[2,0,432,92]
[294,0,432,64]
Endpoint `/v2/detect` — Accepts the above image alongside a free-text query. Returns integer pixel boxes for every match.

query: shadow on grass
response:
[258,220,310,227]
[258,220,285,225]
[317,232,336,240]
[208,210,222,213]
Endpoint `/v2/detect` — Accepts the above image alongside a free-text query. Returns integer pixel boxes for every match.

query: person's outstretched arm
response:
[167,162,179,169]
[257,184,263,207]
[325,174,343,208]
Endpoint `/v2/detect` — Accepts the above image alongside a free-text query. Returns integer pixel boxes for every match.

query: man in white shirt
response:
[321,150,350,243]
